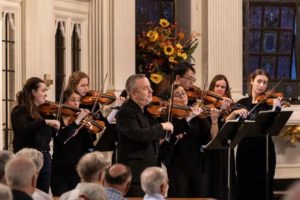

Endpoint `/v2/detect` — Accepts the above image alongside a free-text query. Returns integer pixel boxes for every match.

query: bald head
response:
[105,164,131,186]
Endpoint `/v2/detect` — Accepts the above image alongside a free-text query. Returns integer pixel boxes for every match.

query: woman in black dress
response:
[206,74,235,200]
[226,69,281,200]
[11,77,60,193]
[162,84,219,198]
[50,89,93,196]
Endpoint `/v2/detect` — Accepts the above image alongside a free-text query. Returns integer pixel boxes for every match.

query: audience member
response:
[5,157,37,200]
[0,183,12,200]
[77,183,106,200]
[140,167,169,200]
[104,164,132,200]
[16,148,51,200]
[60,152,109,200]
[0,150,14,184]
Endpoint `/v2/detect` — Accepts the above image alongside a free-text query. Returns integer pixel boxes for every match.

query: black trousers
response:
[37,151,51,193]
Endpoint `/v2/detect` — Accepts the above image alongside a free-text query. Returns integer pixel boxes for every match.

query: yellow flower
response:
[164,45,174,56]
[146,31,159,42]
[159,19,169,28]
[178,52,187,60]
[176,43,183,49]
[169,56,177,63]
[150,73,163,84]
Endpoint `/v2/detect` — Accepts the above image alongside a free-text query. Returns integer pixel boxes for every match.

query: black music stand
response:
[249,109,293,200]
[203,119,258,200]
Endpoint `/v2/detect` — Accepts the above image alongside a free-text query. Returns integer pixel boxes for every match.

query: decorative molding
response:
[54,0,89,85]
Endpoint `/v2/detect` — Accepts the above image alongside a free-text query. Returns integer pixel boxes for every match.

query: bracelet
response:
[211,122,218,125]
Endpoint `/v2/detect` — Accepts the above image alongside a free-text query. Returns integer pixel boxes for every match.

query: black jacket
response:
[11,105,54,152]
[116,99,164,182]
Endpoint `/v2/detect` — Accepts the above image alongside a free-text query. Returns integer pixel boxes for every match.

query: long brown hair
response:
[67,71,89,92]
[247,69,270,95]
[209,74,232,98]
[16,77,45,119]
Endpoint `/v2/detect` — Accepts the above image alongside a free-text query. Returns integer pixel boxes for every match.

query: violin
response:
[186,85,224,106]
[255,91,290,107]
[147,96,190,118]
[147,96,217,119]
[81,90,116,105]
[39,101,106,133]
[39,101,81,117]
[79,115,106,134]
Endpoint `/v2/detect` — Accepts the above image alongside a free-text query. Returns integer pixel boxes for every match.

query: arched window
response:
[55,21,66,102]
[2,12,16,150]
[72,23,81,72]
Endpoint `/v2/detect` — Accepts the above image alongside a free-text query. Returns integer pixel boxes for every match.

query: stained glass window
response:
[135,0,175,75]
[243,1,300,100]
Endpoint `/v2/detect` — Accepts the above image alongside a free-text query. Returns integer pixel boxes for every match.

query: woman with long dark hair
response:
[11,77,60,193]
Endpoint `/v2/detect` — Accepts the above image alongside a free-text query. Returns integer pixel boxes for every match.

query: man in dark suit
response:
[116,74,173,197]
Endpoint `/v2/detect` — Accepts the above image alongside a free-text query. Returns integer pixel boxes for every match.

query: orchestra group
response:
[4,63,285,200]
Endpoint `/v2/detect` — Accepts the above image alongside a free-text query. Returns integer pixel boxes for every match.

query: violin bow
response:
[248,79,283,116]
[91,73,108,114]
[165,82,175,142]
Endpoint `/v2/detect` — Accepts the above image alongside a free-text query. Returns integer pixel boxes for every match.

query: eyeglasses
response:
[182,76,196,83]
[173,91,186,98]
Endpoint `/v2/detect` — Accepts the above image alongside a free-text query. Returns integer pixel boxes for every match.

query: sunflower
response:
[164,45,174,56]
[159,19,169,28]
[146,30,159,42]
[150,73,163,84]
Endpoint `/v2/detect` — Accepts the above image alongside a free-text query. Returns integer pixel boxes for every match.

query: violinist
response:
[206,74,235,200]
[66,71,125,124]
[50,89,94,196]
[158,62,196,104]
[116,74,173,197]
[11,77,60,193]
[161,84,219,198]
[226,69,281,200]
[67,71,125,148]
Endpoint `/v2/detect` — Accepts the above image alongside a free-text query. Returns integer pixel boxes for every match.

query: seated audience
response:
[140,167,169,200]
[0,183,12,200]
[104,163,132,200]
[16,148,51,200]
[60,152,109,200]
[0,150,14,184]
[5,157,37,200]
[77,183,106,200]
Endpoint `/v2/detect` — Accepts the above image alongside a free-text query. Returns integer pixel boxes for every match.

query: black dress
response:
[161,117,211,197]
[50,118,94,196]
[11,105,54,193]
[116,99,165,197]
[235,96,275,200]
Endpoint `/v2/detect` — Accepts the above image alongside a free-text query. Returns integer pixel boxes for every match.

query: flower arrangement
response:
[136,18,199,84]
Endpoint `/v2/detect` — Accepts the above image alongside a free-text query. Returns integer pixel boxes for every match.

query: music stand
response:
[203,119,258,200]
[249,109,293,200]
